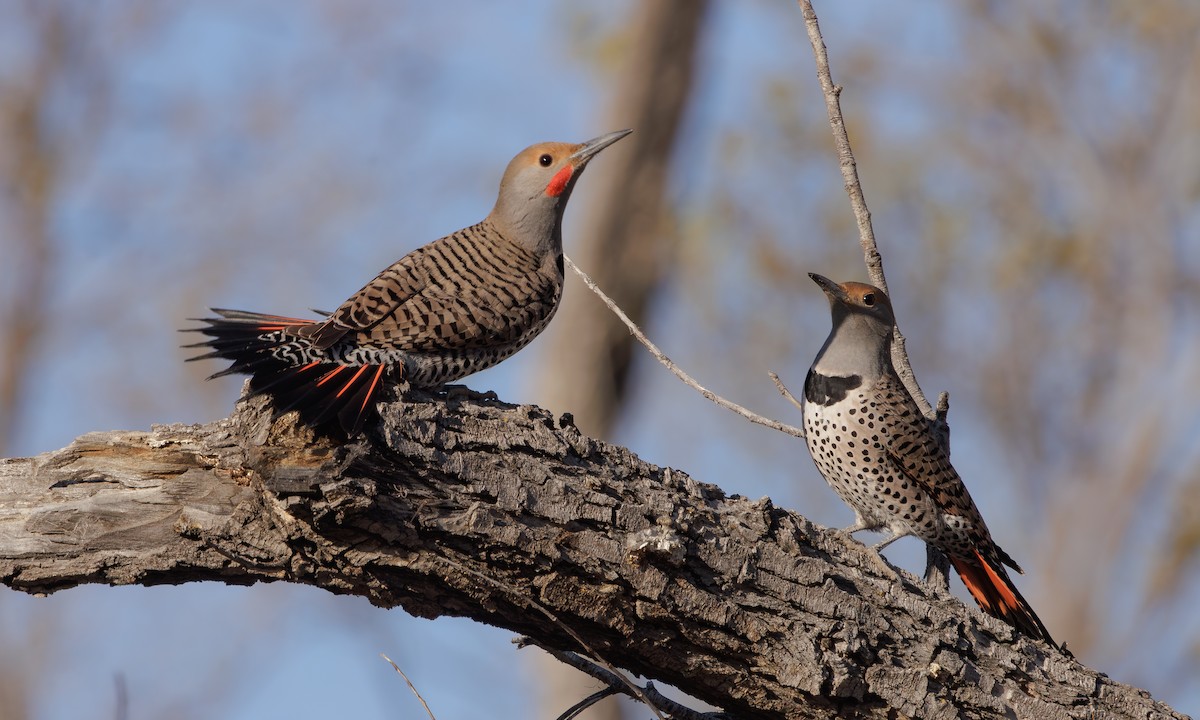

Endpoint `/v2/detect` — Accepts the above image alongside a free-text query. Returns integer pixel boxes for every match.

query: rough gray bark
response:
[0,395,1183,720]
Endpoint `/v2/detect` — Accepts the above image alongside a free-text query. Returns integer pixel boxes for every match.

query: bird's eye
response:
[862,293,876,307]
[538,153,553,167]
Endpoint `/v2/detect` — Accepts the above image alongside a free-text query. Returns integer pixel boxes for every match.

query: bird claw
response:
[833,523,900,581]
[866,548,900,581]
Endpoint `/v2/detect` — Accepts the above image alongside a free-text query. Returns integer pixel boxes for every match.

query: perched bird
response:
[802,273,1055,645]
[186,130,631,435]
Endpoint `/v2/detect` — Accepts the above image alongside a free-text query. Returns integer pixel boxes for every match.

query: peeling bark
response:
[0,395,1183,719]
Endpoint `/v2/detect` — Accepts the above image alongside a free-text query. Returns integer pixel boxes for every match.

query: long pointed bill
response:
[569,129,633,166]
[808,272,849,303]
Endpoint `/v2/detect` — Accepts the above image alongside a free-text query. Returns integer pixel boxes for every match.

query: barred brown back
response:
[306,220,563,386]
[185,130,630,435]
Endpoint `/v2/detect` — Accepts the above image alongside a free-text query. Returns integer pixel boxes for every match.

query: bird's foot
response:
[869,530,916,582]
[865,548,900,581]
[442,384,499,402]
[871,528,913,553]
[834,520,900,581]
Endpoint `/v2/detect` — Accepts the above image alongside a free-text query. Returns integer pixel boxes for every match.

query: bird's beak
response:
[809,273,848,303]
[569,129,632,166]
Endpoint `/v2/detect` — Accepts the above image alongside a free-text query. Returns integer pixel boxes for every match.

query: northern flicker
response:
[186,130,631,435]
[802,273,1055,645]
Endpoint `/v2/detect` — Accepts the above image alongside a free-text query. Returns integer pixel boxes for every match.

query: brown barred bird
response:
[802,273,1056,646]
[186,130,631,435]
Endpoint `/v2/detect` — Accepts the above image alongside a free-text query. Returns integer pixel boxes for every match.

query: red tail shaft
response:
[950,548,1055,645]
[184,309,389,435]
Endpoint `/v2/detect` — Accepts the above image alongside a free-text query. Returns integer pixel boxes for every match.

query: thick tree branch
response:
[0,396,1182,719]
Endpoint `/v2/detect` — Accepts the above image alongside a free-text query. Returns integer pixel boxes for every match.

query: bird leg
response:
[859,529,914,581]
[839,515,874,536]
[871,528,913,552]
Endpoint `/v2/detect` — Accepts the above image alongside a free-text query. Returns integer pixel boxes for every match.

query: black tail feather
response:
[184,309,388,435]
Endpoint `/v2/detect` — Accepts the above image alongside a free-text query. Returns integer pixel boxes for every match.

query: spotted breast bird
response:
[802,272,1055,645]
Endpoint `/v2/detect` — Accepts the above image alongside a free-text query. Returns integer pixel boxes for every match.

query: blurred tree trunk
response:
[529,0,709,716]
[0,5,117,718]
[534,0,708,434]
[0,1,114,457]
[0,6,65,458]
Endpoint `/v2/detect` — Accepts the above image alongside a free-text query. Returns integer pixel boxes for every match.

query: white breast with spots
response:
[803,389,941,540]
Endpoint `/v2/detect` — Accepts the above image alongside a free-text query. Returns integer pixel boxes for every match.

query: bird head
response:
[807,273,897,378]
[809,273,895,338]
[491,130,632,256]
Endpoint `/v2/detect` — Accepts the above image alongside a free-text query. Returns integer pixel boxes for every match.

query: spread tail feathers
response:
[950,548,1056,646]
[184,309,389,435]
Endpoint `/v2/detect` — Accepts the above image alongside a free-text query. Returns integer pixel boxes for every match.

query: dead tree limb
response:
[0,396,1183,719]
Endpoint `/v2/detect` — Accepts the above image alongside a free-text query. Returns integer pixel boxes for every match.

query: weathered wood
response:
[0,394,1183,719]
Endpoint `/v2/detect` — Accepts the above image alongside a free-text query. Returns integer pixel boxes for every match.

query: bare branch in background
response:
[380,655,437,720]
[521,640,724,720]
[0,7,65,456]
[0,2,121,455]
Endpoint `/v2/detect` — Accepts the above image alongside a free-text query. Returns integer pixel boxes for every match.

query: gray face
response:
[490,131,631,257]
[810,273,895,327]
[809,274,896,380]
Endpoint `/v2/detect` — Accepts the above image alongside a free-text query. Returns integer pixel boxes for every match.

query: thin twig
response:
[768,371,805,414]
[380,654,437,720]
[437,556,669,720]
[554,687,620,720]
[935,391,950,423]
[933,390,951,454]
[795,0,940,422]
[797,1,883,292]
[519,638,730,720]
[113,673,128,720]
[564,255,805,439]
